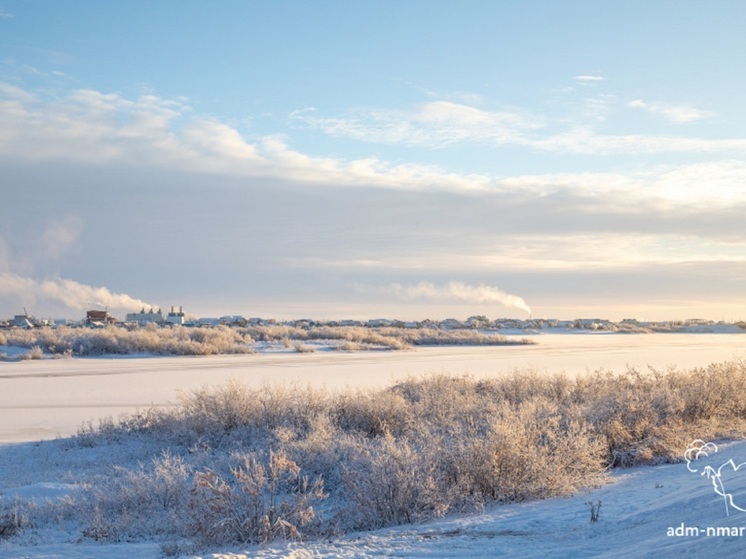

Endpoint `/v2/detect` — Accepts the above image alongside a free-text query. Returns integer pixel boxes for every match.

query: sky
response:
[1,1,746,322]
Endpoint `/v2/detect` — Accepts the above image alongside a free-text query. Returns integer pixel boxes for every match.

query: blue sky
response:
[1,1,746,321]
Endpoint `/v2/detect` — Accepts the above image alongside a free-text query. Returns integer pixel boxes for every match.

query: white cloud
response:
[574,75,605,82]
[0,86,500,193]
[628,99,714,123]
[3,84,746,208]
[0,10,13,18]
[294,98,739,158]
[533,127,746,155]
[0,83,37,103]
[291,101,544,148]
[496,159,746,208]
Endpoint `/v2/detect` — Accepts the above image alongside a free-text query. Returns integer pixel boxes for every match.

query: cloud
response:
[39,216,83,262]
[3,83,746,208]
[0,85,503,193]
[574,75,605,82]
[294,98,741,157]
[0,216,84,277]
[532,127,746,155]
[628,99,714,123]
[386,281,531,314]
[0,10,13,18]
[0,273,155,314]
[291,101,543,148]
[495,160,746,207]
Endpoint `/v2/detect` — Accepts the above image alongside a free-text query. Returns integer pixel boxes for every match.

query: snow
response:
[3,440,746,558]
[2,333,746,558]
[2,332,745,444]
[2,482,77,502]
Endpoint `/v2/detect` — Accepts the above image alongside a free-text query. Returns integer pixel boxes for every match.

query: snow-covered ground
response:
[2,333,746,557]
[2,437,746,558]
[2,332,745,443]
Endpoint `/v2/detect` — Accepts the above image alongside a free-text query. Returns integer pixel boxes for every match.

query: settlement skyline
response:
[2,2,746,322]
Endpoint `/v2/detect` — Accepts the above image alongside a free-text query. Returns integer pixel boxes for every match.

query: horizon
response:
[4,305,743,326]
[2,2,746,322]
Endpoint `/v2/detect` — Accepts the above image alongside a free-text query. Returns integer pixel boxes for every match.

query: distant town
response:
[2,306,745,334]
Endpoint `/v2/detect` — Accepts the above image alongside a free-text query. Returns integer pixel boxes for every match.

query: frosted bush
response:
[191,450,326,545]
[343,432,447,528]
[81,451,192,540]
[2,322,534,357]
[2,325,254,356]
[18,346,44,360]
[24,360,746,548]
[0,498,33,539]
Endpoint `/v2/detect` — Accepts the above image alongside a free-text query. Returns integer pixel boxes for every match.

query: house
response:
[367,318,395,328]
[220,315,247,327]
[86,309,116,326]
[11,309,39,328]
[11,315,35,329]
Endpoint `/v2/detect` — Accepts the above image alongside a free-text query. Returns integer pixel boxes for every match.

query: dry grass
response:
[1,323,533,357]
[8,360,746,547]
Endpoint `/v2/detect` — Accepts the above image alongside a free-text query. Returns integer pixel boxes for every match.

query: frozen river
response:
[1,332,745,443]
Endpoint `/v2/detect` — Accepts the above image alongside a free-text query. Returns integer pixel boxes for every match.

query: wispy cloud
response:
[627,99,714,123]
[1,216,84,277]
[294,98,738,157]
[0,10,13,18]
[574,75,605,82]
[532,127,746,155]
[292,101,544,148]
[496,160,746,207]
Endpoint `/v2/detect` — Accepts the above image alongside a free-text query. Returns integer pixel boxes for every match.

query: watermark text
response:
[667,522,746,537]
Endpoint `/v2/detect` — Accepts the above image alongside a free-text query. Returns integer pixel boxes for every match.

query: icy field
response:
[1,332,746,558]
[2,332,744,443]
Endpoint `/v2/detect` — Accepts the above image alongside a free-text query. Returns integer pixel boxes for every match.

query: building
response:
[86,309,116,326]
[166,306,186,325]
[126,308,165,325]
[11,314,35,328]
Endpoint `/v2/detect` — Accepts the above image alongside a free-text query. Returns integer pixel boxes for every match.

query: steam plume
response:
[391,281,531,314]
[0,273,154,313]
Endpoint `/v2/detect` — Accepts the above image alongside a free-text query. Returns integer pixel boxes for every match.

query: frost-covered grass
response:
[0,325,254,357]
[3,360,746,552]
[0,324,532,358]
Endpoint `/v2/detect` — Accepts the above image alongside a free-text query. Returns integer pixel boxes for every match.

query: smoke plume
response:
[0,273,154,314]
[390,281,531,314]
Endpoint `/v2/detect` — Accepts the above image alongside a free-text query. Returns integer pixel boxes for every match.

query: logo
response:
[685,440,746,516]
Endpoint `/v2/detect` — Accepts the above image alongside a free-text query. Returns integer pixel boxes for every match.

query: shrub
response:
[28,360,746,547]
[81,451,192,540]
[343,432,447,528]
[0,499,32,539]
[190,450,326,545]
[20,346,44,360]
